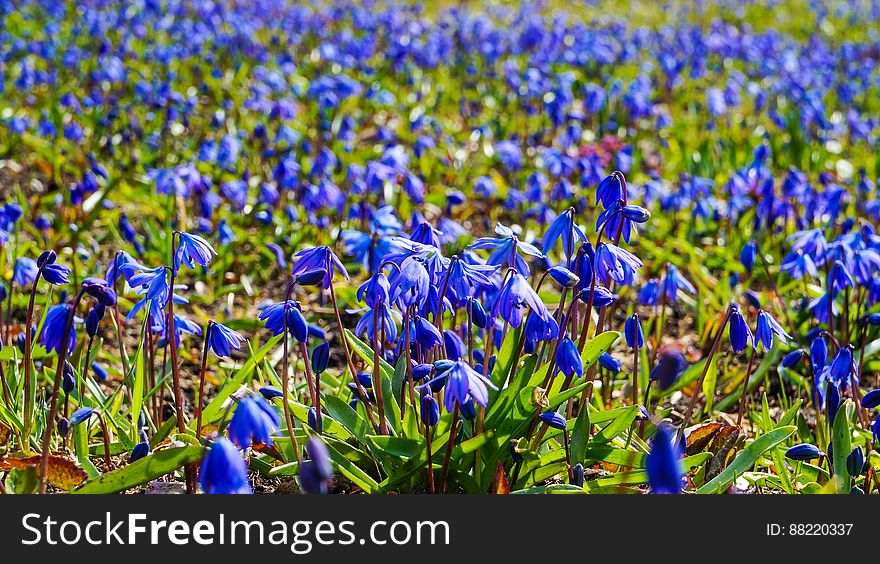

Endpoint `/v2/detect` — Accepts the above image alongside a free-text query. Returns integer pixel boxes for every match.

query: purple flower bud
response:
[37,249,57,267]
[539,411,567,430]
[311,342,330,374]
[785,443,823,461]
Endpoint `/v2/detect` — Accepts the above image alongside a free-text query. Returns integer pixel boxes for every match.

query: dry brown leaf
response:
[0,454,88,490]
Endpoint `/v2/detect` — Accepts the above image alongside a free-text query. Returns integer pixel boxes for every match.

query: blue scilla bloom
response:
[174,231,216,273]
[299,437,333,495]
[471,299,488,329]
[556,337,583,379]
[389,258,430,308]
[861,389,880,409]
[594,242,642,285]
[412,316,442,349]
[595,173,623,207]
[810,336,828,373]
[443,259,497,305]
[357,272,390,308]
[85,305,104,338]
[13,257,38,286]
[130,441,151,463]
[291,246,349,289]
[826,380,841,424]
[355,302,399,343]
[728,307,753,353]
[781,349,805,368]
[493,272,550,329]
[754,310,790,351]
[599,352,621,373]
[295,268,327,287]
[129,266,170,304]
[646,424,684,494]
[524,310,559,353]
[847,447,865,476]
[638,279,659,306]
[70,407,94,426]
[82,277,117,306]
[651,346,688,391]
[228,395,280,450]
[259,300,308,342]
[436,359,495,412]
[420,390,440,427]
[660,264,696,302]
[547,265,580,288]
[539,411,566,430]
[259,386,284,400]
[42,262,71,285]
[542,208,586,259]
[624,314,643,348]
[785,444,823,461]
[208,321,244,358]
[39,303,76,355]
[200,438,252,494]
[874,418,880,445]
[828,347,854,389]
[780,249,818,280]
[740,241,757,273]
[744,290,762,310]
[460,398,477,420]
[444,330,467,361]
[311,341,330,374]
[470,222,545,277]
[105,251,143,284]
[578,284,617,308]
[829,260,855,295]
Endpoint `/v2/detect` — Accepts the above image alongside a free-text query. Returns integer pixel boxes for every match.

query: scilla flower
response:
[199,438,252,494]
[174,231,217,273]
[493,272,550,328]
[41,261,71,285]
[728,307,753,352]
[208,321,245,357]
[624,313,643,348]
[754,310,790,351]
[291,246,349,289]
[39,303,76,355]
[539,411,566,430]
[420,389,440,427]
[437,359,496,412]
[311,341,330,374]
[785,444,823,461]
[646,424,683,494]
[259,300,308,341]
[299,437,333,494]
[556,337,583,379]
[740,241,757,273]
[228,395,280,449]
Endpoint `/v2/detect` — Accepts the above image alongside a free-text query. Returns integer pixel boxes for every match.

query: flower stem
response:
[38,288,85,494]
[438,401,459,494]
[194,320,214,440]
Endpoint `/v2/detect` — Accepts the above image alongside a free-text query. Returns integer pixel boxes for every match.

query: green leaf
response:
[831,400,854,492]
[74,446,204,494]
[581,331,620,369]
[696,426,796,494]
[570,403,591,465]
[324,439,379,493]
[130,312,150,437]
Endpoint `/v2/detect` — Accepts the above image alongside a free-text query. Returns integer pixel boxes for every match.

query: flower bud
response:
[311,342,330,374]
[37,249,57,267]
[784,443,823,461]
[539,410,566,430]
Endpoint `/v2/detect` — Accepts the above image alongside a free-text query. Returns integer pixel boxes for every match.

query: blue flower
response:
[199,438,252,494]
[785,444,823,461]
[311,341,330,373]
[208,321,244,358]
[646,424,684,494]
[259,386,284,400]
[728,307,753,353]
[443,259,497,305]
[556,337,583,379]
[174,231,216,273]
[740,241,757,273]
[13,257,38,286]
[228,395,280,450]
[651,346,688,390]
[492,272,549,329]
[598,352,621,373]
[594,242,642,285]
[861,389,880,409]
[660,264,696,302]
[754,310,790,351]
[299,437,333,494]
[412,316,442,349]
[547,265,579,288]
[291,246,349,289]
[259,300,308,341]
[130,441,151,463]
[438,359,495,412]
[781,349,805,368]
[70,407,94,426]
[542,208,586,259]
[847,447,865,476]
[39,303,76,355]
[470,222,545,276]
[129,266,171,305]
[420,390,440,427]
[539,411,566,430]
[828,347,854,389]
[42,262,71,285]
[389,259,430,308]
[624,314,643,348]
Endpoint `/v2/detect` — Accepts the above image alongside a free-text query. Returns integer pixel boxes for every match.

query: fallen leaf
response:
[685,422,723,455]
[492,462,510,494]
[0,454,89,490]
